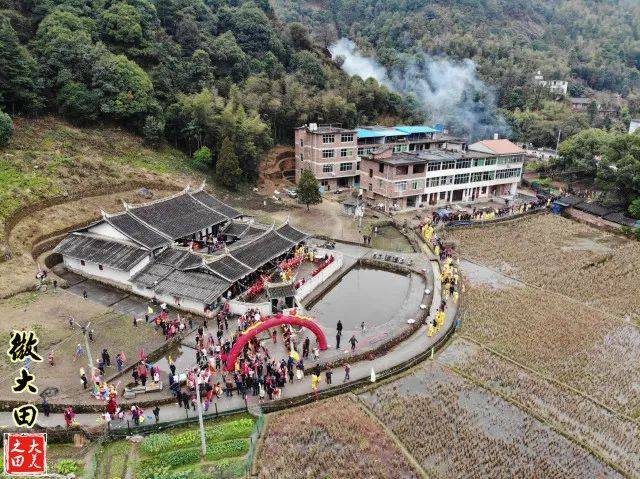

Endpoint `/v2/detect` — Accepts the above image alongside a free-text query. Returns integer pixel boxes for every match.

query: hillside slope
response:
[272,0,640,107]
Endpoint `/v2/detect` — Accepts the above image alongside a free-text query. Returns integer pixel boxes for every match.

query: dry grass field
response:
[359,362,622,479]
[0,289,167,403]
[444,214,640,319]
[257,396,419,479]
[458,284,640,415]
[440,339,640,477]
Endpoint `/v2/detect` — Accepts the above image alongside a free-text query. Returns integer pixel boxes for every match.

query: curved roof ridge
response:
[126,185,191,209]
[189,188,240,219]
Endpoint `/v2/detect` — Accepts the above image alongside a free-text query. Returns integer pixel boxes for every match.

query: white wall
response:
[63,257,131,288]
[227,299,272,316]
[87,222,131,242]
[295,250,344,302]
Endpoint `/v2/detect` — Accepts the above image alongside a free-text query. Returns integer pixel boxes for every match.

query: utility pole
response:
[83,321,93,371]
[195,373,207,457]
[555,128,562,154]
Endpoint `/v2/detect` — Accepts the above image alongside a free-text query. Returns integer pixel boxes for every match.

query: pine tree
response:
[297,169,322,211]
[215,137,242,189]
[0,110,13,147]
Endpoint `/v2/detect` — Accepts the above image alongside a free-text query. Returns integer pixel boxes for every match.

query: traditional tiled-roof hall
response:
[54,186,307,313]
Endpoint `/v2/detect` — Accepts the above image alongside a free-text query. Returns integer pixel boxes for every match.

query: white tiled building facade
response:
[295,124,525,210]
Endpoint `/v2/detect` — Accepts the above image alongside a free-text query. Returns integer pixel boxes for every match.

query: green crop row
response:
[140,418,255,454]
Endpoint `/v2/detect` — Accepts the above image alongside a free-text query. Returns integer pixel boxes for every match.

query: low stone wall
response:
[228,299,272,316]
[301,258,431,374]
[295,250,344,302]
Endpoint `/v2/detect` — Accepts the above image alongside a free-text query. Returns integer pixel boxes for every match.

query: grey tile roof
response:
[231,230,294,269]
[206,255,252,282]
[222,221,251,238]
[574,201,614,217]
[154,248,202,270]
[54,233,148,271]
[603,212,639,227]
[191,191,241,219]
[106,213,170,250]
[276,223,308,243]
[129,193,227,240]
[155,270,231,304]
[131,262,174,288]
[265,282,296,299]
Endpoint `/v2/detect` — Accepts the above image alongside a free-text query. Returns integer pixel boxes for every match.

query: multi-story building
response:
[294,123,462,192]
[294,124,359,192]
[354,125,459,156]
[360,139,525,211]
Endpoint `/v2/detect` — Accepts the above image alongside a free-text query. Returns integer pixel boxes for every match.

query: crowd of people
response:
[430,195,554,224]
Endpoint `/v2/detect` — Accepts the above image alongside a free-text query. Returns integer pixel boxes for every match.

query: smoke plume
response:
[329,38,510,141]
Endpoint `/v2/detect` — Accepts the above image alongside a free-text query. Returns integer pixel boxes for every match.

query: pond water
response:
[309,265,412,334]
[370,225,414,253]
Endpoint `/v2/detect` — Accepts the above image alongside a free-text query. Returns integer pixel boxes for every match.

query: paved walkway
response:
[4,245,458,429]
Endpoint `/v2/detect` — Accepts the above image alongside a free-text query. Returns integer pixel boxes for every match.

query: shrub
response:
[54,459,80,475]
[0,111,13,147]
[620,225,633,237]
[193,146,212,168]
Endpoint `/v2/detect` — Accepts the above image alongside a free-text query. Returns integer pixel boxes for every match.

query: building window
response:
[497,157,509,165]
[80,260,85,266]
[471,172,483,182]
[340,162,353,172]
[378,163,384,173]
[393,144,409,153]
[440,176,453,186]
[341,133,354,142]
[396,181,407,192]
[396,165,409,175]
[442,160,456,170]
[368,183,373,191]
[456,159,471,169]
[322,149,334,158]
[472,158,485,167]
[428,162,441,172]
[300,139,304,147]
[412,164,425,174]
[322,164,333,173]
[369,169,373,178]
[454,173,470,184]
[356,161,360,170]
[300,153,304,162]
[485,158,497,166]
[411,180,423,190]
[340,148,348,157]
[440,191,447,199]
[98,264,104,270]
[322,134,335,144]
[481,186,487,194]
[482,171,495,181]
[429,177,440,187]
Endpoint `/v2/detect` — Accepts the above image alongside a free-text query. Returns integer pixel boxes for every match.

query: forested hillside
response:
[273,0,640,105]
[0,0,415,182]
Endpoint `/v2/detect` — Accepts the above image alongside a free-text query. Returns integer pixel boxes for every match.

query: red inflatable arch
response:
[225,313,328,371]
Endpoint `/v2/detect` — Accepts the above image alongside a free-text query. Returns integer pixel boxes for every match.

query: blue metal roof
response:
[355,128,407,139]
[395,125,438,134]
